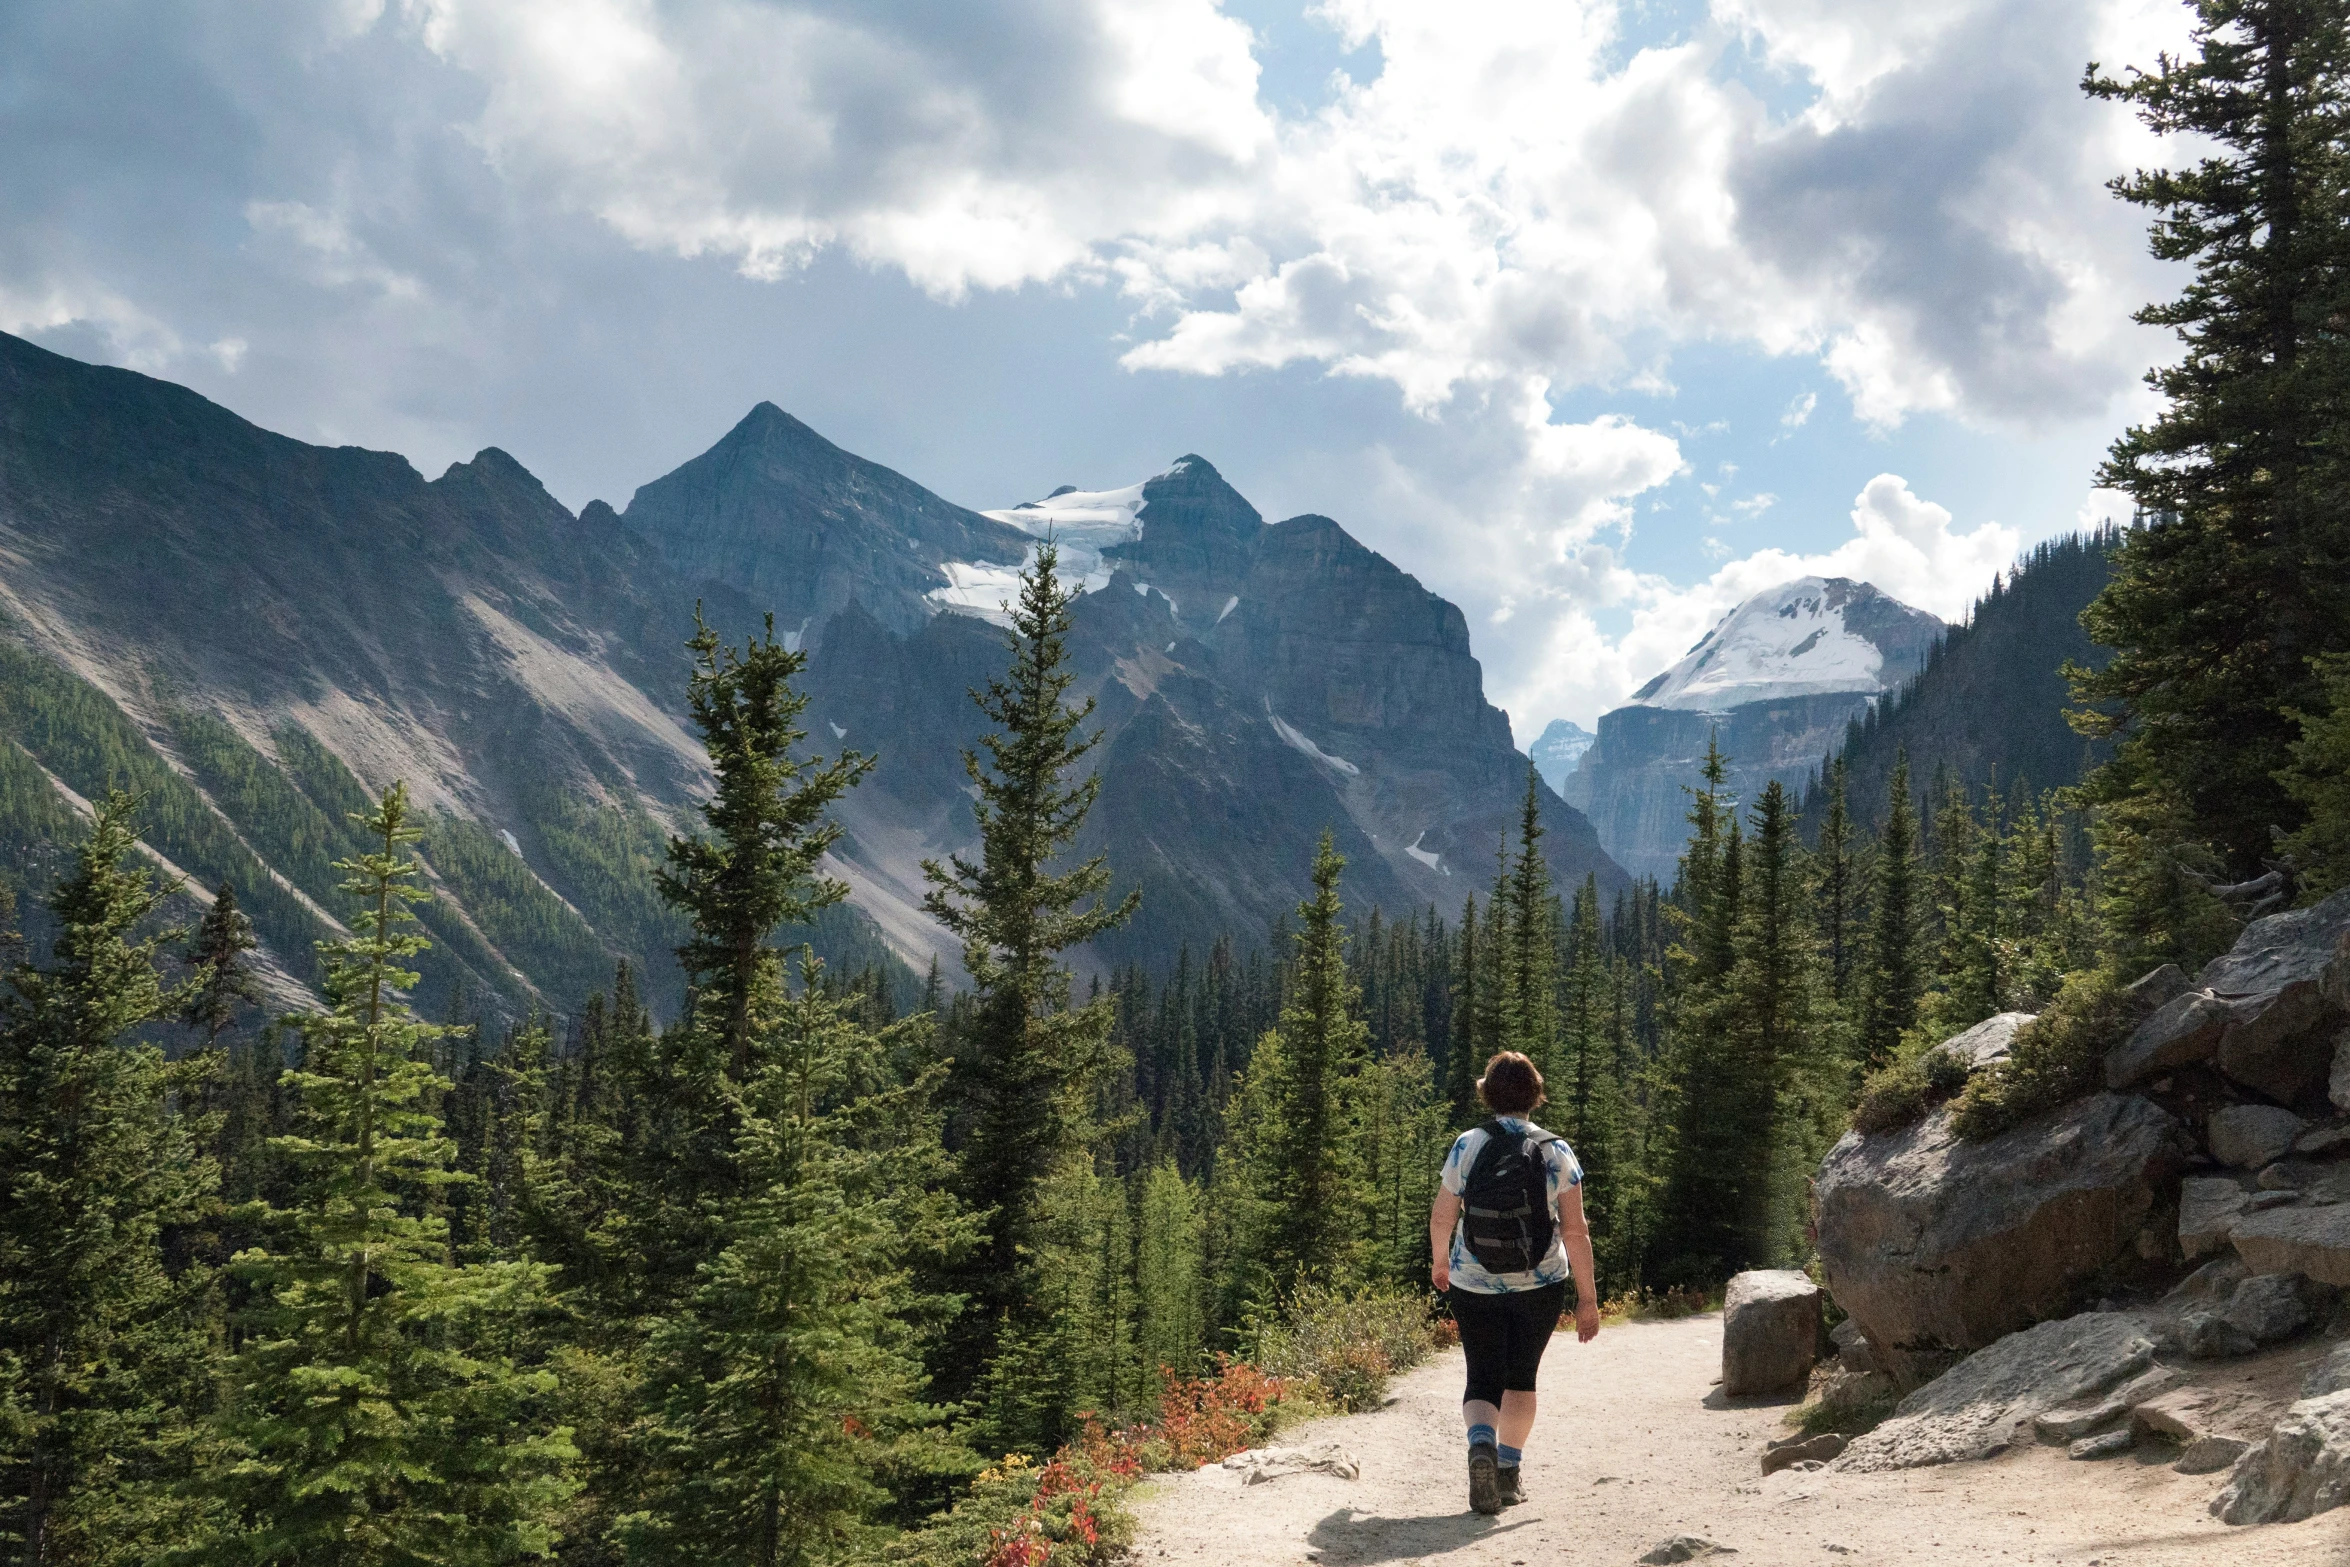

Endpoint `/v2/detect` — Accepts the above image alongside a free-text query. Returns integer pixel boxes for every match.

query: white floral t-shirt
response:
[1440,1117,1583,1295]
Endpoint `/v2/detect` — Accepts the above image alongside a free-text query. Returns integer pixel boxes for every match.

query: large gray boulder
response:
[2229,1203,2350,1287]
[2208,890,2350,1100]
[2107,889,2350,1098]
[2213,1389,2350,1525]
[2208,1104,2311,1170]
[2179,1177,2253,1258]
[2109,990,2236,1088]
[1834,1313,2156,1472]
[1815,1092,2187,1386]
[1721,1270,1821,1396]
[1941,1011,2035,1070]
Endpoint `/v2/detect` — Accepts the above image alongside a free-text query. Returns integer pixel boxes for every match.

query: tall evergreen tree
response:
[200,784,576,1567]
[1236,832,1370,1299]
[660,611,870,1085]
[2075,0,2350,876]
[181,882,261,1053]
[1719,782,1830,1269]
[1555,875,1612,1206]
[1445,896,1480,1123]
[0,795,214,1567]
[1133,1160,1205,1379]
[1812,759,1861,1011]
[1651,738,1741,1283]
[1857,755,1923,1068]
[620,953,963,1567]
[1497,771,1558,1075]
[921,544,1137,1439]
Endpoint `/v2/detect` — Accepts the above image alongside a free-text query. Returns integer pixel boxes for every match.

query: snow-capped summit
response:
[1631,576,1943,713]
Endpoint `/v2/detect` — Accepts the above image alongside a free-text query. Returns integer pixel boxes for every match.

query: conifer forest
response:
[11,1,2350,1563]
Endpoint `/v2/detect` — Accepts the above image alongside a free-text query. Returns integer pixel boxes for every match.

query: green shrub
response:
[1242,1284,1438,1412]
[1949,967,2133,1140]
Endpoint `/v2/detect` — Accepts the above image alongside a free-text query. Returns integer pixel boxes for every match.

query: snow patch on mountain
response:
[1266,700,1361,776]
[1631,576,1932,712]
[1405,831,1446,873]
[927,461,1205,623]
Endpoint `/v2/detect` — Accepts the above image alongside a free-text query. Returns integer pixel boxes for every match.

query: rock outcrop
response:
[1833,1314,2157,1472]
[2228,1203,2350,1288]
[1720,1270,1821,1396]
[2213,1389,2350,1525]
[2108,889,2350,1100]
[1815,1092,2186,1385]
[2207,1104,2310,1170]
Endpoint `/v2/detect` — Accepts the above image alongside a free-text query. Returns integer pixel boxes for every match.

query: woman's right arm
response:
[1429,1189,1460,1292]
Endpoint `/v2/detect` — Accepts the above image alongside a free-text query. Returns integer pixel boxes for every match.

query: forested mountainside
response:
[0,330,910,1022]
[1802,529,2119,834]
[0,331,1618,1015]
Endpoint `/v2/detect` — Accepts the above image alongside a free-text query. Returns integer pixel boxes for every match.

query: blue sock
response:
[1497,1443,1523,1468]
[1466,1422,1496,1451]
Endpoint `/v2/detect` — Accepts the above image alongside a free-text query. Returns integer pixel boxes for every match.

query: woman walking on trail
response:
[1429,1050,1601,1516]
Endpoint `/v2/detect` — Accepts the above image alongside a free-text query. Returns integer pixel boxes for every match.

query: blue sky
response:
[0,0,2191,732]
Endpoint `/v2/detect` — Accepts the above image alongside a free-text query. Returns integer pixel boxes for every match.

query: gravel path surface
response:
[1124,1313,2350,1566]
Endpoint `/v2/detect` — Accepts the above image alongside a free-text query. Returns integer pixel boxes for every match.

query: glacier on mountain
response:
[925,463,1214,624]
[1633,576,1907,711]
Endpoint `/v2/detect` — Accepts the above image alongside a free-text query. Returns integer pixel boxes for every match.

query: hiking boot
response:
[1467,1441,1502,1515]
[1497,1466,1525,1508]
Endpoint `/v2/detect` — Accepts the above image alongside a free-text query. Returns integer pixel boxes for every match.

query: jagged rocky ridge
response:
[0,333,1622,1016]
[1564,577,1941,879]
[624,413,1627,972]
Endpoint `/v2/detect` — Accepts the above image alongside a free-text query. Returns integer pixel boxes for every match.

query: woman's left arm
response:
[1557,1180,1601,1342]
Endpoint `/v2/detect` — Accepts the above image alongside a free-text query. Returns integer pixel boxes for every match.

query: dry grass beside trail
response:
[1122,1313,2350,1567]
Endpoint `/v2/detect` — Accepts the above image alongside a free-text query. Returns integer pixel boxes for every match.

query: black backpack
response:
[1459,1120,1562,1273]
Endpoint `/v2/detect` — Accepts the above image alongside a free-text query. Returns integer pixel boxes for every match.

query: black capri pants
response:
[1450,1282,1568,1406]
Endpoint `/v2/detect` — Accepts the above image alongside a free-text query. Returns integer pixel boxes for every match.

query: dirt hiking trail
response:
[1125,1314,2350,1566]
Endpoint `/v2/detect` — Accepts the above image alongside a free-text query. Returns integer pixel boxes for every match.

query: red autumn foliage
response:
[980,1359,1300,1567]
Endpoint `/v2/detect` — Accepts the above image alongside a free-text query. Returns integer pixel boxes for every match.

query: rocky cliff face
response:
[777,460,1627,971]
[621,401,1032,639]
[0,329,1622,1006]
[1564,578,1941,878]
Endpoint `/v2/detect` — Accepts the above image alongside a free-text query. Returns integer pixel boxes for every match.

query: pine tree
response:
[1444,896,1481,1123]
[2075,0,2350,876]
[2281,653,2350,896]
[661,611,870,1085]
[181,881,261,1052]
[1949,787,2006,1025]
[1719,782,1831,1268]
[620,953,964,1567]
[200,784,576,1567]
[1652,736,1741,1283]
[1556,875,1613,1210]
[0,794,215,1567]
[1497,771,1558,1075]
[921,544,1138,1441]
[1237,832,1370,1300]
[1134,1160,1205,1380]
[1813,759,1861,1011]
[1857,755,1923,1068]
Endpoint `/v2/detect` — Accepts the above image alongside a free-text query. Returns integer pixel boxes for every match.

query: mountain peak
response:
[1630,576,1943,712]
